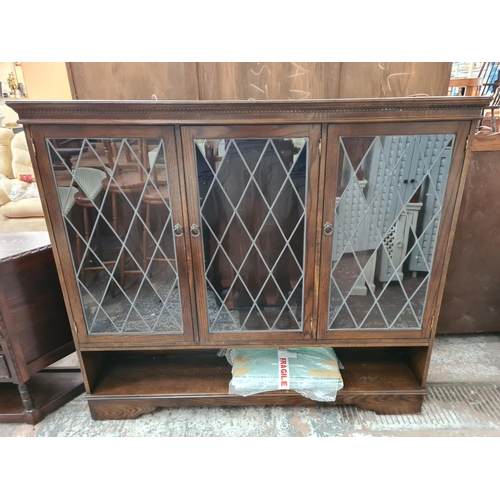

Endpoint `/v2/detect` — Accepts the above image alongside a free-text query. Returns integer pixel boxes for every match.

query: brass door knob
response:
[173,223,184,237]
[190,224,201,237]
[323,222,334,236]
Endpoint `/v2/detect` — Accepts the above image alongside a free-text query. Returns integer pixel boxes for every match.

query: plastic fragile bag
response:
[218,347,344,402]
[0,177,39,202]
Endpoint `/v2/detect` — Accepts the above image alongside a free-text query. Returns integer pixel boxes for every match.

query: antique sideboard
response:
[0,232,83,424]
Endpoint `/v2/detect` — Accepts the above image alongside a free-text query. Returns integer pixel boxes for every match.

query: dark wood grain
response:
[197,62,341,101]
[27,342,75,376]
[412,121,478,384]
[67,62,199,100]
[0,355,11,379]
[79,338,431,350]
[65,62,449,103]
[180,124,318,343]
[86,348,424,419]
[312,124,329,340]
[419,122,472,340]
[470,133,500,152]
[334,394,423,415]
[80,351,108,393]
[88,392,424,420]
[9,98,490,127]
[0,233,76,384]
[33,124,195,347]
[404,346,429,387]
[317,120,470,341]
[338,62,453,98]
[438,140,500,334]
[162,127,196,342]
[303,125,321,339]
[0,232,83,423]
[0,369,83,424]
[0,240,73,367]
[10,98,482,418]
[316,123,341,339]
[174,125,200,343]
[90,348,420,396]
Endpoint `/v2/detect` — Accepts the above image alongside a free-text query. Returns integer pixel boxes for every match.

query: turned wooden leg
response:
[111,192,122,294]
[112,192,118,235]
[83,206,91,243]
[120,236,126,292]
[110,140,118,162]
[119,255,126,292]
[18,383,42,425]
[76,230,83,284]
[138,140,144,170]
[103,140,114,170]
[82,206,90,287]
[143,204,149,274]
[18,383,34,412]
[125,145,132,163]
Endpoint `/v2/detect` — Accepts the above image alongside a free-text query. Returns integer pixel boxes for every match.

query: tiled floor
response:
[1,334,499,437]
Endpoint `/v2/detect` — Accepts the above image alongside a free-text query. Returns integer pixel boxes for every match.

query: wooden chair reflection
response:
[141,147,176,278]
[99,139,149,290]
[50,141,117,292]
[100,140,176,286]
[72,167,109,287]
[448,77,482,96]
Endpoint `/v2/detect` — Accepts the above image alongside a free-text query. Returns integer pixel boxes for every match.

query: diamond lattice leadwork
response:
[47,137,183,334]
[328,134,455,330]
[195,138,308,332]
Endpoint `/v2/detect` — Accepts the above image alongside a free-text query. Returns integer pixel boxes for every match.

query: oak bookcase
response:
[9,97,488,420]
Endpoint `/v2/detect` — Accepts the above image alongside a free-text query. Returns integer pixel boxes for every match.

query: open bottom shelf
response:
[87,349,426,420]
[0,368,84,424]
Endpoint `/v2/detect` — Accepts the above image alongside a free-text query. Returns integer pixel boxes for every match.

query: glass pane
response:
[196,137,308,332]
[46,137,183,335]
[328,134,455,330]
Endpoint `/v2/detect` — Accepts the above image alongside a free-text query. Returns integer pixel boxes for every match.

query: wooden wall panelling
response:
[437,134,500,334]
[66,62,452,101]
[197,62,341,100]
[67,62,200,100]
[338,62,453,98]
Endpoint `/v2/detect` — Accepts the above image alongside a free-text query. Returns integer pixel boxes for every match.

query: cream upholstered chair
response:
[0,130,46,233]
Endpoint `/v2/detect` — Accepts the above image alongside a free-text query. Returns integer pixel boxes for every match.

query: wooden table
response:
[0,232,83,424]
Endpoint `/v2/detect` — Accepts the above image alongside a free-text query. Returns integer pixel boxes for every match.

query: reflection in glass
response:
[195,138,308,332]
[328,134,455,330]
[47,137,182,334]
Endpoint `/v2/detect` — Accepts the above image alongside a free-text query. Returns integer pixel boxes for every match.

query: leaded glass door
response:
[38,125,195,343]
[182,125,321,342]
[317,123,465,340]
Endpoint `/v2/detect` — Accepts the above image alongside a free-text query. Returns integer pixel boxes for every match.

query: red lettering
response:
[279,355,289,390]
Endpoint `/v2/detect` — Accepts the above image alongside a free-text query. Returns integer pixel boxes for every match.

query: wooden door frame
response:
[180,124,321,343]
[30,124,196,346]
[316,120,471,340]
